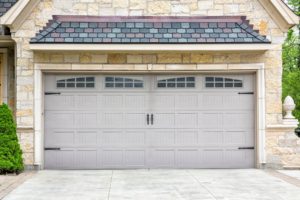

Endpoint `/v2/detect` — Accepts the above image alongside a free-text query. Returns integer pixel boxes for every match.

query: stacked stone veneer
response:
[11,0,299,168]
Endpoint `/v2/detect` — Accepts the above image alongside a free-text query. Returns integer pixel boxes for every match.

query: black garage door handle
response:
[45,92,61,95]
[45,147,61,150]
[238,147,254,150]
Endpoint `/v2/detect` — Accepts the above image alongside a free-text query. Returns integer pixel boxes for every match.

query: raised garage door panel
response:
[44,74,255,169]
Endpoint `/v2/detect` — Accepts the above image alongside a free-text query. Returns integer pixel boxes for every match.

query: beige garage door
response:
[44,74,255,169]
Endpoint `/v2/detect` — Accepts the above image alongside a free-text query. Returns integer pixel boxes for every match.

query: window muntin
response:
[205,77,243,88]
[105,76,144,88]
[157,76,195,88]
[56,77,95,88]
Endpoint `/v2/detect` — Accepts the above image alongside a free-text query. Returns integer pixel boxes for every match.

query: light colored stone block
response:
[148,1,171,15]
[165,64,197,70]
[103,64,135,70]
[36,63,72,70]
[71,64,103,70]
[197,64,228,70]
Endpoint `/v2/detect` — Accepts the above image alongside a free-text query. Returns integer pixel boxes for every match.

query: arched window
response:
[205,77,243,88]
[56,77,95,88]
[157,77,195,88]
[105,76,144,88]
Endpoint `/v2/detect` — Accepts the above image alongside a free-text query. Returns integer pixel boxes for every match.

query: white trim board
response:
[29,44,275,52]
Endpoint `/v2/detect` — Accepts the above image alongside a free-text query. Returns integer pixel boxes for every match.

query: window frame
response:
[103,76,145,89]
[204,76,244,89]
[155,76,196,89]
[55,76,96,89]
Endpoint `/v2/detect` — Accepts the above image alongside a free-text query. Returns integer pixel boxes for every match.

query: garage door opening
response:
[44,74,255,169]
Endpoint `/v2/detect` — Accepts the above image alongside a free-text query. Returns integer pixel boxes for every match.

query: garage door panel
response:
[45,150,75,169]
[125,150,146,167]
[102,95,123,109]
[45,112,75,129]
[202,95,223,110]
[147,130,175,146]
[124,131,146,145]
[223,95,254,110]
[45,95,75,110]
[149,149,175,168]
[76,149,97,169]
[76,95,98,110]
[101,149,124,167]
[152,95,175,109]
[176,94,199,109]
[45,74,255,169]
[175,113,198,128]
[124,95,147,109]
[224,149,254,168]
[223,131,249,146]
[223,112,253,129]
[124,113,148,128]
[45,130,75,147]
[199,130,223,146]
[201,113,223,129]
[101,130,124,145]
[102,113,124,128]
[75,112,98,128]
[176,149,199,168]
[175,130,198,145]
[75,131,98,146]
[201,150,224,168]
[151,113,175,128]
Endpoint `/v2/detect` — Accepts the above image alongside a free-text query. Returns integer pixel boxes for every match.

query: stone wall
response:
[10,0,296,168]
[266,128,300,169]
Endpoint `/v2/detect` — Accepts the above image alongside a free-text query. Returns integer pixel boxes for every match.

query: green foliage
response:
[0,104,24,174]
[287,0,300,16]
[282,29,300,71]
[282,70,300,120]
[282,10,300,124]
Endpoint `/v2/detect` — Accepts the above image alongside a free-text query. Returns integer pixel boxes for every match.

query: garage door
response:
[44,74,255,169]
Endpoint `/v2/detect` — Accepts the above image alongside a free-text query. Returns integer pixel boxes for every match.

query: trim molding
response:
[0,0,40,31]
[259,0,299,31]
[29,44,275,52]
[33,63,266,169]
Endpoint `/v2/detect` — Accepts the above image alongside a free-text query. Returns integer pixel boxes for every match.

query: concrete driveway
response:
[2,169,300,200]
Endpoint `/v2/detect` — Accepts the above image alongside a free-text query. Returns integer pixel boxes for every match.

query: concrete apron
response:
[3,169,300,200]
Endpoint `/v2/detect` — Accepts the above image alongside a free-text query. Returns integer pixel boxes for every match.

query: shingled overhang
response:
[30,15,273,52]
[0,0,18,17]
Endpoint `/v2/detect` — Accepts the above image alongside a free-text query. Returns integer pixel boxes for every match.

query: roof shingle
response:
[30,16,270,44]
[0,0,18,17]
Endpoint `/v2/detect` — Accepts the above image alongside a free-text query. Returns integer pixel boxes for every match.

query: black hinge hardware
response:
[238,92,254,95]
[45,92,61,95]
[238,147,255,150]
[44,147,61,151]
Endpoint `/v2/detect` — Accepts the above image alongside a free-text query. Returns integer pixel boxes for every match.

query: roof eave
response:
[259,0,299,31]
[29,43,275,52]
[0,0,40,31]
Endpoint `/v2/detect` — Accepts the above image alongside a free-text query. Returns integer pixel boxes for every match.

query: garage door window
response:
[105,76,144,88]
[205,77,243,88]
[56,77,95,88]
[157,77,195,88]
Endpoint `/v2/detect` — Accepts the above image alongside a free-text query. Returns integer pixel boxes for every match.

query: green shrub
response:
[0,104,24,174]
[282,70,300,122]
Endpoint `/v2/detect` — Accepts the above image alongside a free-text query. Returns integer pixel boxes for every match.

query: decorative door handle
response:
[147,114,150,125]
[150,114,154,125]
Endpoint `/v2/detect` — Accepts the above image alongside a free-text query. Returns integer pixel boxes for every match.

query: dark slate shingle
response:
[30,16,270,44]
[0,0,18,17]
